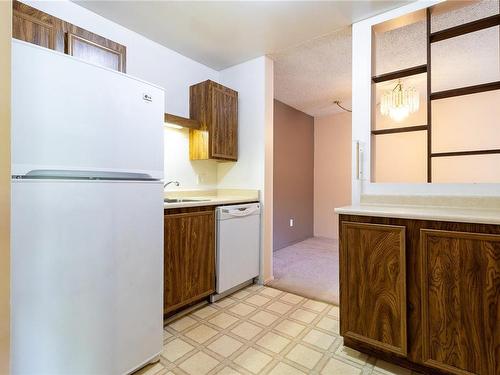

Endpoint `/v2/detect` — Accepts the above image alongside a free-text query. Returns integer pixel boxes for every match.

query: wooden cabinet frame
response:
[66,31,125,72]
[340,221,407,356]
[13,7,56,49]
[420,229,500,375]
[340,214,500,375]
[189,80,238,161]
[13,0,127,73]
[163,207,216,316]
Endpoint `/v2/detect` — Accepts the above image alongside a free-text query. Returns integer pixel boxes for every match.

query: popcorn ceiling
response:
[374,20,427,76]
[272,0,499,118]
[430,0,499,32]
[272,27,352,117]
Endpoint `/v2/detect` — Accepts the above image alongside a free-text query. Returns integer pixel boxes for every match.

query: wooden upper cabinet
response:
[12,1,126,73]
[65,27,126,72]
[189,80,238,161]
[13,1,57,50]
[420,229,500,375]
[340,222,407,356]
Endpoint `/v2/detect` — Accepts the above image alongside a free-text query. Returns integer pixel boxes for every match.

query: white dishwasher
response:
[213,203,261,300]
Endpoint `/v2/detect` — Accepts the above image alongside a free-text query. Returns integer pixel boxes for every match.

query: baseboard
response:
[314,235,338,241]
[273,235,314,251]
[263,275,274,284]
[210,279,254,302]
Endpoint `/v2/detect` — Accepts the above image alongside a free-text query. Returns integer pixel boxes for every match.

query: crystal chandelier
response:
[380,80,419,122]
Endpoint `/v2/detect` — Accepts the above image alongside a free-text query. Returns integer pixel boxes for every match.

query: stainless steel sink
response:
[164,198,211,203]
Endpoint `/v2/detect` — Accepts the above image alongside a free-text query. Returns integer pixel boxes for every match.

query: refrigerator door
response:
[11,179,163,375]
[12,40,164,179]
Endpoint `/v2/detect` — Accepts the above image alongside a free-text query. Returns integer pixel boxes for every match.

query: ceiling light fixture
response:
[333,100,352,113]
[380,80,419,122]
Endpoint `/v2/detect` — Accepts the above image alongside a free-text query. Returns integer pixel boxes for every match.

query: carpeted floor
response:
[267,237,339,305]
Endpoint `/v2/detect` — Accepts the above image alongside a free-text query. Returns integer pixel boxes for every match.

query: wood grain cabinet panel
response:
[211,85,238,159]
[66,29,126,72]
[164,208,215,315]
[190,80,238,161]
[340,222,407,356]
[13,1,56,49]
[12,1,126,72]
[339,214,500,375]
[420,229,500,375]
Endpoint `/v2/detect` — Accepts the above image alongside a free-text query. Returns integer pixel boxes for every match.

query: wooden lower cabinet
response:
[420,229,500,375]
[339,215,500,375]
[340,222,407,356]
[164,206,215,315]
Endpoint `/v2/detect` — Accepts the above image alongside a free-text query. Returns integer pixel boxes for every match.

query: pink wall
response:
[273,100,314,251]
[314,112,352,239]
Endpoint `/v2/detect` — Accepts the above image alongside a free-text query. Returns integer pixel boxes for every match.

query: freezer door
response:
[11,179,163,375]
[12,40,164,179]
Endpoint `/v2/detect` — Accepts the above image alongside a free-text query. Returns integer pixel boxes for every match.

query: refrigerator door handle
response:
[17,170,158,181]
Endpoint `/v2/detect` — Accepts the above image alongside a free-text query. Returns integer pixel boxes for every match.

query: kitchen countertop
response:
[335,195,500,225]
[163,189,260,209]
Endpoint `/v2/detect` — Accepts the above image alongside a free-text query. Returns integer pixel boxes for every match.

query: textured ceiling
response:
[272,27,353,117]
[74,0,410,70]
[273,0,499,118]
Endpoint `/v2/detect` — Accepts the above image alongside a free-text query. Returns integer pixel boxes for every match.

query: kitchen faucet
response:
[164,181,180,189]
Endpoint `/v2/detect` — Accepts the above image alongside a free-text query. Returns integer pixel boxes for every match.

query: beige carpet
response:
[268,237,339,305]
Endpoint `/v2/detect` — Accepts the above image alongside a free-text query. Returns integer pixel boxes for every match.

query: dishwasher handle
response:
[219,204,260,218]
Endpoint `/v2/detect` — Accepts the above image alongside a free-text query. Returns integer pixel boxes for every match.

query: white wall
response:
[217,57,268,190]
[263,57,274,283]
[0,2,11,371]
[26,0,219,189]
[314,112,352,240]
[351,0,500,200]
[163,127,218,190]
[218,56,275,283]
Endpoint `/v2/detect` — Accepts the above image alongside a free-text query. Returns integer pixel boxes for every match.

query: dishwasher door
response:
[216,203,261,294]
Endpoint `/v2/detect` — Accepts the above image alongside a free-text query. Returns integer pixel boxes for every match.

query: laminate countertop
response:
[335,205,500,225]
[163,189,260,209]
[335,195,500,225]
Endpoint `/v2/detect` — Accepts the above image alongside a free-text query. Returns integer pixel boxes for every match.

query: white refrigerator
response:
[11,40,165,375]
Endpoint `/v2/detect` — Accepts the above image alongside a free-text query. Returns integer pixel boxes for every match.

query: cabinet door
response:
[210,84,238,160]
[66,28,126,73]
[164,210,215,314]
[12,1,126,73]
[420,229,500,375]
[13,2,56,50]
[340,222,407,356]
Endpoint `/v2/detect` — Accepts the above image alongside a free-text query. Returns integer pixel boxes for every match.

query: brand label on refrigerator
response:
[143,93,152,102]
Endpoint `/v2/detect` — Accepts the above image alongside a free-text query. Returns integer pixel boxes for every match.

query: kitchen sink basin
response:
[164,198,211,203]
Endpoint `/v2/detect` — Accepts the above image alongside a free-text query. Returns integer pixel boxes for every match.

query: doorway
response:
[268,29,352,304]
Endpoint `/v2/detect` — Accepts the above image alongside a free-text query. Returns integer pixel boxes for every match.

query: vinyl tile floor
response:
[136,285,419,375]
